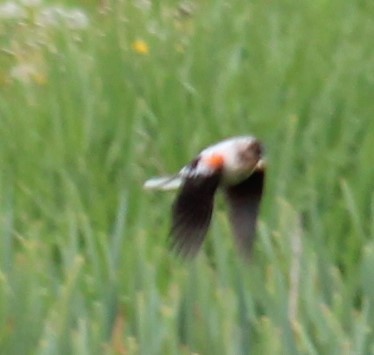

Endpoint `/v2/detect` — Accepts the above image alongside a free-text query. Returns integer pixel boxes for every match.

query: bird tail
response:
[143,175,183,190]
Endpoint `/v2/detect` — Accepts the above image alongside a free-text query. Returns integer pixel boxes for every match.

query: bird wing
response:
[224,169,265,258]
[143,175,183,190]
[170,171,222,257]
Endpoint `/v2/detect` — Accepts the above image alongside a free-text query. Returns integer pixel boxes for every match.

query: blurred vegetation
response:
[0,0,373,354]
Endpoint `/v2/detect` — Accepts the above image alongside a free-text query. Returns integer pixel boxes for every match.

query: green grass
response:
[0,0,373,354]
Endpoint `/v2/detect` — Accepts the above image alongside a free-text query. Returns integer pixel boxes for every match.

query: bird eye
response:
[189,157,200,169]
[248,140,263,159]
[238,140,263,165]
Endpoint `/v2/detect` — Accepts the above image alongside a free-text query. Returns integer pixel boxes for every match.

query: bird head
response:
[238,138,264,171]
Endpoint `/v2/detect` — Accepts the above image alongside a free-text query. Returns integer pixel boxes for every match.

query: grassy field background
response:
[0,0,373,354]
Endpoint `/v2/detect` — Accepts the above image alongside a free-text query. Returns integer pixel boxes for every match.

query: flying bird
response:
[144,136,266,258]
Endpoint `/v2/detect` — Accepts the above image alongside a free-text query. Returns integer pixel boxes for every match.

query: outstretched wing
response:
[170,171,222,257]
[224,169,265,258]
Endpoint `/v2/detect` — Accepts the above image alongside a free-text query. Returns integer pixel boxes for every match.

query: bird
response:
[144,136,266,258]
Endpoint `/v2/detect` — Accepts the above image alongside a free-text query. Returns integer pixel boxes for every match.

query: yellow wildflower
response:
[132,39,149,55]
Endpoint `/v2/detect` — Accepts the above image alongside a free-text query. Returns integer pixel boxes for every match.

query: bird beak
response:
[255,158,266,171]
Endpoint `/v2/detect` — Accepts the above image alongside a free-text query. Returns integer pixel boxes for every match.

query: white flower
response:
[10,63,38,83]
[36,6,89,29]
[36,7,62,27]
[65,9,89,29]
[0,2,26,20]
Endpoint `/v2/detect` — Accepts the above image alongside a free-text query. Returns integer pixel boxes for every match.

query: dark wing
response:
[224,169,265,258]
[170,171,222,257]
